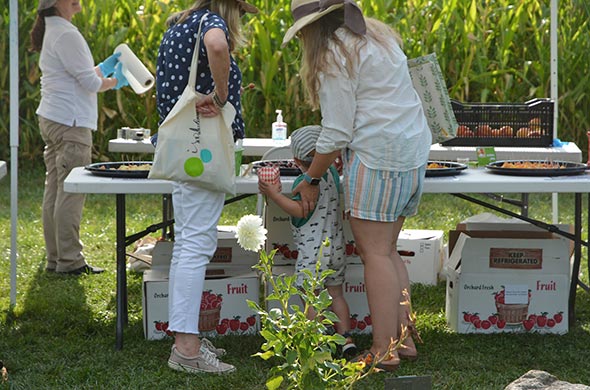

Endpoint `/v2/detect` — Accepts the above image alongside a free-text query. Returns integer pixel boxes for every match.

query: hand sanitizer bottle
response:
[271,109,287,141]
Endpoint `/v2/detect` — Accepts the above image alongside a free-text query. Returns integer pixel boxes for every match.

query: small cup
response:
[257,166,280,184]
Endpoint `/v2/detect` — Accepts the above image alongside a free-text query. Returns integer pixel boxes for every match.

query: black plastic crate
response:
[441,98,554,147]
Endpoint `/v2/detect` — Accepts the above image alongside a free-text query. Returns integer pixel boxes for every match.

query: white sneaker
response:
[168,345,235,375]
[201,338,226,357]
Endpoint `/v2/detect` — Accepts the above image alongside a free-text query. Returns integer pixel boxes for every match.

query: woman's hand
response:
[292,180,319,216]
[292,150,341,215]
[195,93,221,117]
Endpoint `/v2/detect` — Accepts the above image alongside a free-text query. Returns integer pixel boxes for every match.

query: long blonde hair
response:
[299,11,401,109]
[167,0,246,52]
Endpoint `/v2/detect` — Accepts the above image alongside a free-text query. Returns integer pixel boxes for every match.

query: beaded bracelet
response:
[212,90,226,109]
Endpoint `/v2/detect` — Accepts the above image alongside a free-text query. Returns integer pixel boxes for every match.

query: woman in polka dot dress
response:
[156,0,258,375]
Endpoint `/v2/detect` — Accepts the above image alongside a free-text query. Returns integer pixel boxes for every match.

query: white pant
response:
[168,181,224,334]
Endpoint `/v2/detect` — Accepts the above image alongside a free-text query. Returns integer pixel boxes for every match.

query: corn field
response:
[1,0,590,162]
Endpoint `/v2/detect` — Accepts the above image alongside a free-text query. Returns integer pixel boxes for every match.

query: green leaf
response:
[313,351,333,364]
[256,351,276,361]
[286,349,298,365]
[266,376,283,390]
[323,311,340,323]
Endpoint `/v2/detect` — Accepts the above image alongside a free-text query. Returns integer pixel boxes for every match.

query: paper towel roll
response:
[114,43,155,95]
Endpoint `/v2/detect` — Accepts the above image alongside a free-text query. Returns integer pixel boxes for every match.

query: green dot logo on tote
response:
[183,148,213,177]
[184,157,204,177]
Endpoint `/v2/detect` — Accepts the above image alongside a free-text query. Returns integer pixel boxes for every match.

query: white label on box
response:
[504,284,529,304]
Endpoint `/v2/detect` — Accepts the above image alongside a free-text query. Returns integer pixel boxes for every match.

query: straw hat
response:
[38,0,57,11]
[282,0,366,46]
[236,0,259,14]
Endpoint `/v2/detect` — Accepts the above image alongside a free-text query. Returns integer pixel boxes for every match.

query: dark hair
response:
[30,8,58,52]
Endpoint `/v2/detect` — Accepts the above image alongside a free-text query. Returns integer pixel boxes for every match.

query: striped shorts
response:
[343,149,426,222]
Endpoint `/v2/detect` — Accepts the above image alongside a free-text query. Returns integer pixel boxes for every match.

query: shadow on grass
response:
[1,258,105,384]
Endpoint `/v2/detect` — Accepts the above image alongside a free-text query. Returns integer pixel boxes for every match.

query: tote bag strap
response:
[187,12,208,91]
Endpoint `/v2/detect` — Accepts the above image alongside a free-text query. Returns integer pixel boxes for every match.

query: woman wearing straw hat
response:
[284,0,432,371]
[155,0,258,375]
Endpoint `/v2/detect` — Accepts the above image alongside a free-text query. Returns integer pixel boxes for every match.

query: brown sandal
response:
[353,350,400,372]
[398,336,418,361]
[398,348,418,361]
[398,315,422,361]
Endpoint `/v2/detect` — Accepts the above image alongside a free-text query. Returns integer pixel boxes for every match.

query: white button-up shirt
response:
[36,16,102,130]
[316,28,432,171]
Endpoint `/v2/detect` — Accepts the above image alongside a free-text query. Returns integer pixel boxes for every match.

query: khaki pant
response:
[39,116,92,272]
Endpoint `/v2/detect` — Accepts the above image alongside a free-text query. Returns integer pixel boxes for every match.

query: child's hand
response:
[258,180,282,195]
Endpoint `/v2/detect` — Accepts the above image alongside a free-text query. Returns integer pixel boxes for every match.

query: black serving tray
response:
[486,160,589,176]
[426,161,468,177]
[85,161,152,178]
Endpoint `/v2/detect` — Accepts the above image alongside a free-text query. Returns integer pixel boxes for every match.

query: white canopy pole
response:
[550,0,559,224]
[9,0,19,306]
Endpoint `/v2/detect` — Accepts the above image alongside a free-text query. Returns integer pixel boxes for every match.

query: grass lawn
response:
[1,164,590,389]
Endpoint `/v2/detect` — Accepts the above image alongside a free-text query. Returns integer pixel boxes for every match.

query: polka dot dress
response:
[156,9,245,140]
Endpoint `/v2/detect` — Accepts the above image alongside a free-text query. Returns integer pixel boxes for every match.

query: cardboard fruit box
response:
[451,214,575,262]
[142,266,260,340]
[264,202,446,285]
[445,231,570,334]
[396,230,445,285]
[212,226,260,266]
[142,238,260,340]
[147,227,259,269]
[266,264,373,335]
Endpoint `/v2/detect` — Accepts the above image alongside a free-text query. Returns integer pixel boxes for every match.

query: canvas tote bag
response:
[149,14,237,195]
[407,53,458,144]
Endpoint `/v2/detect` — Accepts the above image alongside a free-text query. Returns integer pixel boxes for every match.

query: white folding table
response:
[107,138,583,215]
[108,137,291,157]
[109,137,583,162]
[429,142,582,163]
[64,166,590,349]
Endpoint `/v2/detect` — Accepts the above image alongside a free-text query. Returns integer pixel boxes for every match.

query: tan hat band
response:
[292,0,341,21]
[291,0,366,35]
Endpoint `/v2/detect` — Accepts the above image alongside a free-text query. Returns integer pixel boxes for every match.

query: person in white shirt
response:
[30,0,128,275]
[283,0,431,371]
